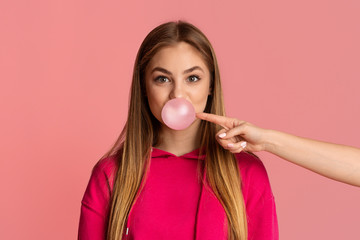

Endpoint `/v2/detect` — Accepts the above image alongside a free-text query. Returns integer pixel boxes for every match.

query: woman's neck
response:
[154,120,202,156]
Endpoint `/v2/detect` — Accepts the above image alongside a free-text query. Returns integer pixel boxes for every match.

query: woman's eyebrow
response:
[183,66,204,74]
[151,67,172,75]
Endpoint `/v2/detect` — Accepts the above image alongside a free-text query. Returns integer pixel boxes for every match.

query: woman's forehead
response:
[147,42,209,73]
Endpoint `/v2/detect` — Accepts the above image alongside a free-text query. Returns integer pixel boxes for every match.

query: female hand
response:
[196,112,269,153]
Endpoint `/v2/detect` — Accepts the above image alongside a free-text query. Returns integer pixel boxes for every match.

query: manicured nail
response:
[227,143,234,148]
[241,142,247,149]
[218,133,226,138]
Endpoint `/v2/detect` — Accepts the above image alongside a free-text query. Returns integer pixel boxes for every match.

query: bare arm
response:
[264,130,360,186]
[196,112,360,187]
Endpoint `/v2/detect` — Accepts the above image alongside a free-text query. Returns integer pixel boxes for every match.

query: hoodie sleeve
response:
[78,157,117,240]
[236,152,279,240]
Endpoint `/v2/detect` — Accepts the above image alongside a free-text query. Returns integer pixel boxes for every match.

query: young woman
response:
[78,21,278,240]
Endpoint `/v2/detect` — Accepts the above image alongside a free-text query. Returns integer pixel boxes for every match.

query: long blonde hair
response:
[103,21,247,240]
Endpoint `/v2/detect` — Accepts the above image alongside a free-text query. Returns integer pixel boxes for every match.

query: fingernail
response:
[227,143,234,148]
[241,142,247,149]
[218,133,226,138]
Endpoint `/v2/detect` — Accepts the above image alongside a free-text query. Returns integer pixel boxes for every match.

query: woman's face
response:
[145,42,212,128]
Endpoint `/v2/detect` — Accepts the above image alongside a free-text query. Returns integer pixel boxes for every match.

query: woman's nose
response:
[169,82,185,99]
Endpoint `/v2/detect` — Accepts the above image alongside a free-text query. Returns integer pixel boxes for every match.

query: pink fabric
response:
[78,148,278,240]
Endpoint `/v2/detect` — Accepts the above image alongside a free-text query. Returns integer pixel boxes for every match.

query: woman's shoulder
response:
[234,151,273,198]
[89,155,119,192]
[93,155,118,175]
[234,151,267,176]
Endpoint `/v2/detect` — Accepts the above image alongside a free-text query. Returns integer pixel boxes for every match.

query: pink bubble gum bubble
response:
[161,98,196,130]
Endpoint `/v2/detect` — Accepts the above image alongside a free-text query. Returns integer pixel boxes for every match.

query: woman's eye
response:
[188,75,200,82]
[155,76,169,83]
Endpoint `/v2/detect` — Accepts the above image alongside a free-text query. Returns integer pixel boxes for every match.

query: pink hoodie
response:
[78,148,278,240]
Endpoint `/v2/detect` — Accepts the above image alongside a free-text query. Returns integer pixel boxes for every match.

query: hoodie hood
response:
[151,147,206,161]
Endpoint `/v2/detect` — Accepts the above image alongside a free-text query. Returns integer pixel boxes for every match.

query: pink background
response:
[1,0,359,239]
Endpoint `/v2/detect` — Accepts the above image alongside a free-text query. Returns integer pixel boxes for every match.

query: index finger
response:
[196,112,234,130]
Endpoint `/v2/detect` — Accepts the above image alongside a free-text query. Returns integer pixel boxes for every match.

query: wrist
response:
[262,129,281,153]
